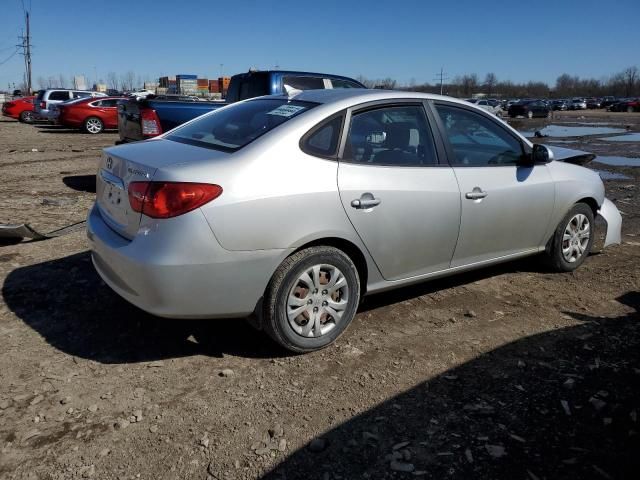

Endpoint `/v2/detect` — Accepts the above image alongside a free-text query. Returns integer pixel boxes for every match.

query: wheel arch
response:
[290,237,369,295]
[576,196,599,216]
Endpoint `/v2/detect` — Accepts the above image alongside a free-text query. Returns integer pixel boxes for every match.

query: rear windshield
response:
[167,98,317,152]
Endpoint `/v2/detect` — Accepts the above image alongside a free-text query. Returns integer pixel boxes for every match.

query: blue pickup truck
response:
[117,70,365,143]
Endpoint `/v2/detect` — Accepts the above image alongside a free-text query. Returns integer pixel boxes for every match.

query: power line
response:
[0,47,19,66]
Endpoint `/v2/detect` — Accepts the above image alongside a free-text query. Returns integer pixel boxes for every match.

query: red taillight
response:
[40,101,46,109]
[128,182,222,218]
[141,108,162,137]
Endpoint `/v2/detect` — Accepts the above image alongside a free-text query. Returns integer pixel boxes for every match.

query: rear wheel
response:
[84,117,103,134]
[545,203,594,272]
[263,246,361,353]
[19,110,34,123]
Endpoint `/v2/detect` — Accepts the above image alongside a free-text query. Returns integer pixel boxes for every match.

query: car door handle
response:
[465,188,488,200]
[351,194,381,209]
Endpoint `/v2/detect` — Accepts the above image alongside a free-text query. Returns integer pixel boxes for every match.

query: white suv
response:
[34,89,106,122]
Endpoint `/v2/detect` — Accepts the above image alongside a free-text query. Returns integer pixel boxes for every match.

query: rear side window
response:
[49,91,69,101]
[343,105,438,167]
[97,99,119,107]
[238,73,270,101]
[167,98,317,152]
[73,91,91,98]
[301,115,344,158]
[282,76,325,92]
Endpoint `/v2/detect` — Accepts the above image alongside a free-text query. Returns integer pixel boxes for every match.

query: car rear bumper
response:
[86,203,288,319]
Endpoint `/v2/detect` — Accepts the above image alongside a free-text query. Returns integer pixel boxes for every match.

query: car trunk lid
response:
[96,139,230,239]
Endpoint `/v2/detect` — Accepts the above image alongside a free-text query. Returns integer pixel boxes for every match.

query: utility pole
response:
[434,67,449,96]
[17,11,32,94]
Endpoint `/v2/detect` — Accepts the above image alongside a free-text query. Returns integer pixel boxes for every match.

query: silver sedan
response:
[87,89,622,352]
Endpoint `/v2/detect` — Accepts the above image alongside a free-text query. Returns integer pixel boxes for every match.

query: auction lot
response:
[0,112,639,479]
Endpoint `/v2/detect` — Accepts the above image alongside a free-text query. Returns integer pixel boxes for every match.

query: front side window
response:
[435,104,523,166]
[167,98,316,152]
[343,105,438,167]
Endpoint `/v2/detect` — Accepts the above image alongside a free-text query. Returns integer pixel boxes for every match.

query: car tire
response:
[84,117,103,134]
[263,246,361,353]
[545,203,595,272]
[19,110,34,123]
[527,110,534,119]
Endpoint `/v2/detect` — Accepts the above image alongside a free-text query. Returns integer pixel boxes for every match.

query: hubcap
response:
[562,214,590,263]
[286,264,349,338]
[86,119,101,133]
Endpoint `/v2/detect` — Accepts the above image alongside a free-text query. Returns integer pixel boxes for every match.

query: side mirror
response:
[531,144,554,164]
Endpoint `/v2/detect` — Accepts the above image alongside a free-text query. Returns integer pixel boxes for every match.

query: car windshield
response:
[167,98,317,152]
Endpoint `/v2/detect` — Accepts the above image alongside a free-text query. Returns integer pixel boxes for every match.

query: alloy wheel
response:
[286,264,349,338]
[86,118,102,134]
[562,213,590,263]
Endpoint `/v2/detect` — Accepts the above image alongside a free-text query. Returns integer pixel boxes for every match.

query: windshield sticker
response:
[267,104,306,117]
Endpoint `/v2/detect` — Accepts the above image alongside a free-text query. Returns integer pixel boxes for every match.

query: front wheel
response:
[545,203,595,272]
[263,246,361,353]
[84,117,103,134]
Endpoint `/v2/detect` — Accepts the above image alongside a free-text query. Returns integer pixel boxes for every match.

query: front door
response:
[338,103,461,281]
[432,103,555,267]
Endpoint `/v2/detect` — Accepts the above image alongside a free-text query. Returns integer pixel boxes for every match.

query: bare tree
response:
[460,74,478,96]
[484,72,497,96]
[106,71,119,91]
[120,71,136,91]
[57,73,67,88]
[36,76,47,90]
[623,66,638,97]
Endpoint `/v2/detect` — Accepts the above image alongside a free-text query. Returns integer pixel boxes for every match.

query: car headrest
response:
[384,123,411,150]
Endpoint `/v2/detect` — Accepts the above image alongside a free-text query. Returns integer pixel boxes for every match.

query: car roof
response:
[266,88,470,108]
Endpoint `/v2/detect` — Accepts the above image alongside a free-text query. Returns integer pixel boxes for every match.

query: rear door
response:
[94,99,119,128]
[431,102,555,267]
[337,102,461,281]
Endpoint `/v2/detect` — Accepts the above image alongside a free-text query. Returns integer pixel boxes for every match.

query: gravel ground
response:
[0,112,639,480]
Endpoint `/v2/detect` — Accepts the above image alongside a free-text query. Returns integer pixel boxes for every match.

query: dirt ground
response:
[0,112,639,480]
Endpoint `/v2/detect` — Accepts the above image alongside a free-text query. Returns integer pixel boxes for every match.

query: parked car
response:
[600,96,619,109]
[49,96,104,123]
[34,89,106,122]
[608,98,640,113]
[508,100,551,118]
[87,89,621,352]
[465,98,503,116]
[59,96,124,133]
[585,98,601,109]
[568,98,587,110]
[1,95,36,122]
[117,70,366,143]
[550,99,568,111]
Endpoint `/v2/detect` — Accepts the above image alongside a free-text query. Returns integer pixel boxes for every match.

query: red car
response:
[58,96,123,134]
[2,96,36,123]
